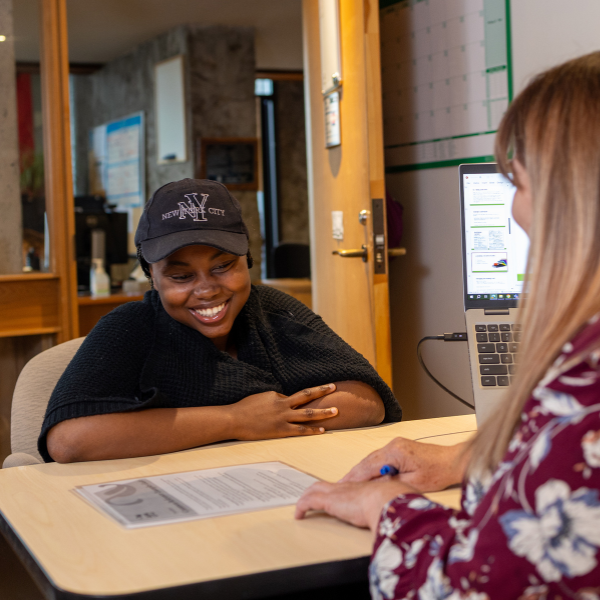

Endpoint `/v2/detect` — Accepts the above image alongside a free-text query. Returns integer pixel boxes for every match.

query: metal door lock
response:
[372,198,386,274]
[358,210,370,225]
[388,248,407,257]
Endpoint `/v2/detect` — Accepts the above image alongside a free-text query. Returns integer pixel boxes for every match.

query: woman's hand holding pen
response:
[231,384,339,440]
[295,437,473,530]
[339,437,472,492]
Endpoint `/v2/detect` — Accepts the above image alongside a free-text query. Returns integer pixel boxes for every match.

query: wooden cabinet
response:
[256,279,312,309]
[78,294,144,336]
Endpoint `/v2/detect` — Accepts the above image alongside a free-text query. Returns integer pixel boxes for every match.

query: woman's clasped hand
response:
[232,384,339,440]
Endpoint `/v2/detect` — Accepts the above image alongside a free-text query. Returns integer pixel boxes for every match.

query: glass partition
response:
[64,1,306,291]
[11,0,47,273]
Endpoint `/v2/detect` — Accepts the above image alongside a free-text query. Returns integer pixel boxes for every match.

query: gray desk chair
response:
[2,337,85,469]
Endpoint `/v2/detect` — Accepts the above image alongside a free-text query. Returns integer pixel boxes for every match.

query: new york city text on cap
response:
[161,192,225,221]
[135,178,249,263]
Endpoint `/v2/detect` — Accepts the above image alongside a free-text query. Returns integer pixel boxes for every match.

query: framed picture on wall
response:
[196,138,258,191]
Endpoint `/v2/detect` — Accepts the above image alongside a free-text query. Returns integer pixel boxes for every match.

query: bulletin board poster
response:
[89,112,145,208]
[379,0,512,172]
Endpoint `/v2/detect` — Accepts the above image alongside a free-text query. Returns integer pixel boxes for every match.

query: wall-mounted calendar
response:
[380,0,512,172]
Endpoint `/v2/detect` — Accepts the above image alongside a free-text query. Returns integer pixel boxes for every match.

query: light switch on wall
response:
[332,211,344,240]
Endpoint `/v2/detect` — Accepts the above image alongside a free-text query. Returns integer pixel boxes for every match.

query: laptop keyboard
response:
[475,323,522,386]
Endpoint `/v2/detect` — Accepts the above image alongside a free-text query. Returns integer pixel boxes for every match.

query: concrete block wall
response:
[187,25,261,277]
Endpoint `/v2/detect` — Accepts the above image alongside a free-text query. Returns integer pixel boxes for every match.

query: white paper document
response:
[75,462,319,529]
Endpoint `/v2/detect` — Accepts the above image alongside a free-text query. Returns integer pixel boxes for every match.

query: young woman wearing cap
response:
[294,53,600,597]
[40,179,401,463]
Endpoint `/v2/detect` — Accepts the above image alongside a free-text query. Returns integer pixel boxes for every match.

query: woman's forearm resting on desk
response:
[46,381,384,463]
[301,380,385,430]
[295,478,417,531]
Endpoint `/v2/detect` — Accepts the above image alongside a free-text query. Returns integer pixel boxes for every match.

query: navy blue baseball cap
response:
[135,179,249,263]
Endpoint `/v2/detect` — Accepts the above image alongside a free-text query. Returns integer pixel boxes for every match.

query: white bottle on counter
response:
[90,258,110,297]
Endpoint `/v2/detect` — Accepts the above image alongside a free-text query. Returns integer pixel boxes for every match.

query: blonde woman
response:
[295,52,600,598]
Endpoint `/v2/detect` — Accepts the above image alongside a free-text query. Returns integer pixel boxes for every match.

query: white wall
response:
[389,0,600,420]
[511,0,600,94]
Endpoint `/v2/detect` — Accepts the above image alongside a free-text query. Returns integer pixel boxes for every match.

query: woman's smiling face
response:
[150,245,251,351]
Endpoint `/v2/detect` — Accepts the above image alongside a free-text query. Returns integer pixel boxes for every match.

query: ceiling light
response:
[0,36,6,42]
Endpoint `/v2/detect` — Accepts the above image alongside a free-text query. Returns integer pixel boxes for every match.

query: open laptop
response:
[459,163,530,425]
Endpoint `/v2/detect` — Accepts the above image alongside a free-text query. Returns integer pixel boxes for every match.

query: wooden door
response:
[303,0,393,385]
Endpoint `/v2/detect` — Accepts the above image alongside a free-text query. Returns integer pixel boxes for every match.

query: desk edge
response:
[0,508,57,599]
[0,508,370,600]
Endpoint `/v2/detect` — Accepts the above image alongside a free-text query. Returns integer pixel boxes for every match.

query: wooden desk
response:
[255,279,312,310]
[0,415,476,600]
[77,294,144,336]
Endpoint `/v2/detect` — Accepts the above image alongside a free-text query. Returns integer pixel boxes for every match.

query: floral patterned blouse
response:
[370,317,600,600]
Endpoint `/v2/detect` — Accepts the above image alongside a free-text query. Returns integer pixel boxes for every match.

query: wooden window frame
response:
[196,137,259,192]
[0,0,79,343]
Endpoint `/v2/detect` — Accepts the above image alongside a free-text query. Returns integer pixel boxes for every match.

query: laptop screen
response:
[459,163,530,310]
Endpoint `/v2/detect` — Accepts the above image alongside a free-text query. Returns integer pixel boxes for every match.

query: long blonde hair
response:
[469,51,600,475]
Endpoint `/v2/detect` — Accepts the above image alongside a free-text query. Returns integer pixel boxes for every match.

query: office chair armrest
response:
[2,452,43,469]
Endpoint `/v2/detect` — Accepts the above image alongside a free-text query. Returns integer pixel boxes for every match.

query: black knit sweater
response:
[38,286,402,462]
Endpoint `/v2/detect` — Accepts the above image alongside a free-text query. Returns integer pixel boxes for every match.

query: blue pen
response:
[380,464,399,476]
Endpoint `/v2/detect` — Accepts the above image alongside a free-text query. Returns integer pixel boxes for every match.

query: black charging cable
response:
[417,333,475,410]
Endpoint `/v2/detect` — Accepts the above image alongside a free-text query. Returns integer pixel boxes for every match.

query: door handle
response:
[332,246,405,262]
[388,248,407,257]
[332,245,368,262]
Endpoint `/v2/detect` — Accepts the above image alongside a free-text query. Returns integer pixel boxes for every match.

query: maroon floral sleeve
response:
[370,318,600,600]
